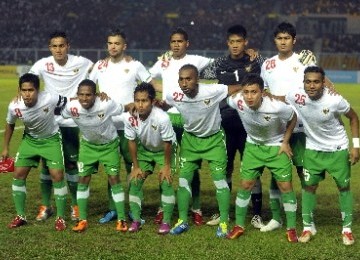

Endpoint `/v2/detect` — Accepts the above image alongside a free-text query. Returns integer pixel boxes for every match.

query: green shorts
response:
[137,141,177,174]
[179,130,227,175]
[117,130,132,164]
[290,132,305,167]
[60,127,79,163]
[241,142,292,182]
[78,138,120,177]
[15,132,64,170]
[303,149,351,188]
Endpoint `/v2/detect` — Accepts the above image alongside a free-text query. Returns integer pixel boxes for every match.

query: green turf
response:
[0,77,359,259]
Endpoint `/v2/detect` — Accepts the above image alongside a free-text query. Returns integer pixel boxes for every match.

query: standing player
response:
[29,31,93,222]
[125,83,177,235]
[286,66,359,246]
[226,74,298,243]
[202,24,264,228]
[1,73,68,231]
[89,29,154,224]
[164,64,242,237]
[149,27,213,225]
[61,79,129,233]
[260,22,333,232]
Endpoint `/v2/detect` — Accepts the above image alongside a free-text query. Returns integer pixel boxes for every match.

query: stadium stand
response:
[1,0,359,69]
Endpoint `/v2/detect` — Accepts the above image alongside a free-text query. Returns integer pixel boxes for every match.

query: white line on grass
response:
[0,126,24,133]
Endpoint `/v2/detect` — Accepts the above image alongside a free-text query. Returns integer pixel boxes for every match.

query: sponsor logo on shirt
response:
[73,68,79,74]
[151,124,158,131]
[322,108,329,114]
[293,67,299,73]
[124,69,129,73]
[43,107,49,113]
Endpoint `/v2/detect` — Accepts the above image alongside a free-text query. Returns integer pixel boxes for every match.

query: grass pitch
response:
[0,77,359,259]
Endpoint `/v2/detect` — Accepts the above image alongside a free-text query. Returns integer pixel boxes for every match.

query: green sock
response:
[128,179,145,221]
[339,190,353,228]
[76,183,89,220]
[111,183,126,220]
[301,189,316,228]
[269,177,282,222]
[177,177,192,223]
[161,180,175,223]
[53,180,68,218]
[235,189,251,227]
[281,191,297,229]
[12,179,26,216]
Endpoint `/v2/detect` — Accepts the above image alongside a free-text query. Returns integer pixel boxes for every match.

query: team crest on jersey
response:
[43,107,49,113]
[73,68,79,74]
[98,113,105,119]
[245,65,252,72]
[264,115,271,121]
[204,99,210,105]
[124,69,129,73]
[293,67,299,73]
[322,108,329,114]
[151,124,158,131]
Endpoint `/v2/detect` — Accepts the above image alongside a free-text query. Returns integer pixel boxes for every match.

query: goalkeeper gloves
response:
[298,50,317,66]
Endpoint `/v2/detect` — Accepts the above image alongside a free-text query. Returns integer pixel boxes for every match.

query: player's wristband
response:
[352,138,360,148]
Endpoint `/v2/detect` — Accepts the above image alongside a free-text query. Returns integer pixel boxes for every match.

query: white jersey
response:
[228,94,294,146]
[260,52,314,133]
[62,97,124,145]
[6,92,66,139]
[150,54,212,114]
[260,53,309,96]
[29,54,93,127]
[124,107,176,152]
[89,58,152,130]
[286,89,350,152]
[166,83,227,137]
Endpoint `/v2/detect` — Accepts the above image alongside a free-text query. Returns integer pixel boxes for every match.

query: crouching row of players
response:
[2,65,358,246]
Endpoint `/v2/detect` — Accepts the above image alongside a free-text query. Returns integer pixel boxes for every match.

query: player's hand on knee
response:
[158,166,172,184]
[130,167,144,184]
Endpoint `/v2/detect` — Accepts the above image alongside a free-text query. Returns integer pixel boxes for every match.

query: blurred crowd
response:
[0,0,359,53]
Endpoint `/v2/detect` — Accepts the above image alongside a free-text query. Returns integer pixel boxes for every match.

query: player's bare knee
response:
[303,184,318,193]
[108,175,120,185]
[338,185,350,192]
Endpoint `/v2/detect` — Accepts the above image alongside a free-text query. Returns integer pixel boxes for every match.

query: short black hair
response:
[170,27,189,41]
[49,30,69,45]
[134,82,156,101]
[241,73,264,90]
[304,66,325,80]
[179,64,199,76]
[227,25,247,39]
[78,79,96,94]
[19,73,40,90]
[273,22,296,39]
[107,28,127,43]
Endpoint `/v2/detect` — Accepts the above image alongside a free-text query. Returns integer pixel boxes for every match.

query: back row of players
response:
[1,22,359,245]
